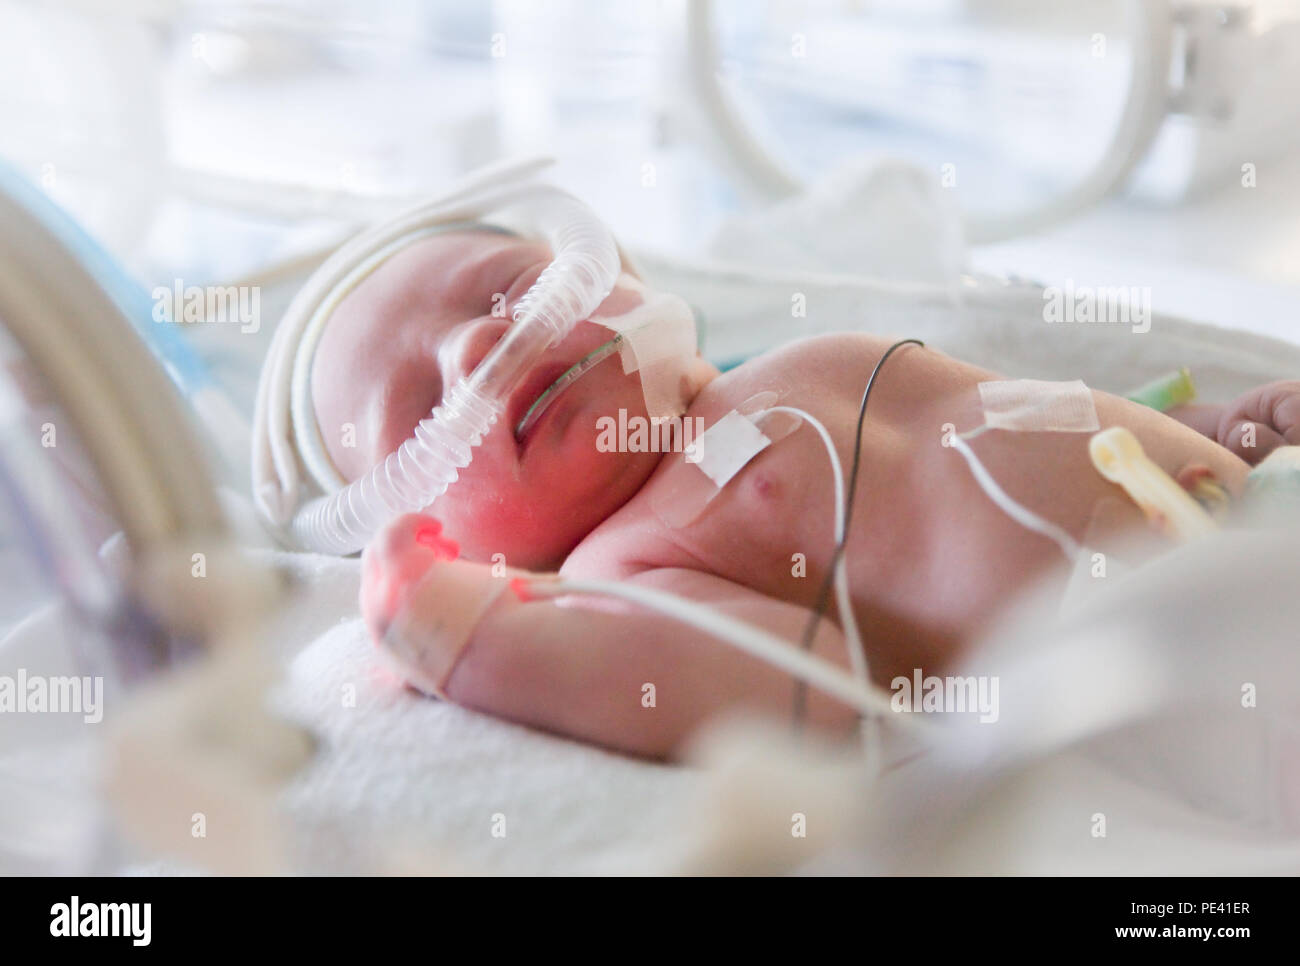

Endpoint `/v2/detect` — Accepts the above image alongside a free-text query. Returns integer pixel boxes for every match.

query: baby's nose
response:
[439,317,512,381]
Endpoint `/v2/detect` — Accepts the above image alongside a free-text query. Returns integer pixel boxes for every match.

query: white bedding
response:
[267,550,699,875]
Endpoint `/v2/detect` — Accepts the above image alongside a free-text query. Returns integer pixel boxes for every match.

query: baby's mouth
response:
[512,335,625,442]
[509,362,571,442]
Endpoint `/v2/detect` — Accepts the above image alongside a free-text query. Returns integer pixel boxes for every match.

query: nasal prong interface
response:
[514,334,625,440]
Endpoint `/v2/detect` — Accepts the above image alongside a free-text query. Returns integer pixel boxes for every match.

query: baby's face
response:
[312,230,691,569]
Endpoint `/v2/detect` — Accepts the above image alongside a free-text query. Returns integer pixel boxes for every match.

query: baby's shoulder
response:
[687,332,923,423]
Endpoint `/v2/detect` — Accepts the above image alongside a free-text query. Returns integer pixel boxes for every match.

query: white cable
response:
[764,404,888,777]
[948,433,1081,561]
[762,405,870,693]
[519,577,916,725]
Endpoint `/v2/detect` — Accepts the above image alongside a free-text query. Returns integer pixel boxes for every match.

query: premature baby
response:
[309,227,1297,758]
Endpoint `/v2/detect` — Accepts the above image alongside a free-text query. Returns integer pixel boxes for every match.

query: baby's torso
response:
[562,333,1248,681]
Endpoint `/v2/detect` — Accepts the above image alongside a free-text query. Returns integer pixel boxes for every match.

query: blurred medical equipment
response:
[8,0,1300,275]
[0,163,311,874]
[1090,426,1219,539]
[1126,366,1197,411]
[0,163,228,664]
[852,522,1300,874]
[686,0,1300,240]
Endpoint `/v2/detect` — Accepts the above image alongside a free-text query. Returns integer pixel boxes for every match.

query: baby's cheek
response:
[441,492,564,570]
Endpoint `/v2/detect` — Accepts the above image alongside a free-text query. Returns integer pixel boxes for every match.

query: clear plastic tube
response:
[291,189,621,554]
[514,334,624,439]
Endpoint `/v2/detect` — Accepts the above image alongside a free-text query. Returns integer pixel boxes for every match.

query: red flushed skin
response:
[360,513,459,640]
[312,231,688,572]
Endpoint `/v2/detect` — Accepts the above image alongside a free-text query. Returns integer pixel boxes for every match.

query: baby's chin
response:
[441,406,660,568]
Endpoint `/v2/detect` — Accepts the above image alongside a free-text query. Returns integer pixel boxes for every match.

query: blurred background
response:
[2,0,1299,332]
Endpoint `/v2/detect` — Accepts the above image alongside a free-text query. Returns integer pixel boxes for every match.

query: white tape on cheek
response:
[977,378,1100,433]
[597,289,698,421]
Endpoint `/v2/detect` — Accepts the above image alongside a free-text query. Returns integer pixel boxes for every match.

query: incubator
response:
[0,0,1298,877]
[5,158,1300,873]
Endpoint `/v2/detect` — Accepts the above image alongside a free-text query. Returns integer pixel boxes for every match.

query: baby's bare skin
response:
[563,332,1249,684]
[318,230,1267,758]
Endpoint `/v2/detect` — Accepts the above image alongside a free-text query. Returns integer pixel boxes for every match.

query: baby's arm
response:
[362,514,855,759]
[1169,380,1300,464]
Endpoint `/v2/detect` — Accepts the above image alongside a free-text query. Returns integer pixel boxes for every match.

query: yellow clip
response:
[1089,427,1217,541]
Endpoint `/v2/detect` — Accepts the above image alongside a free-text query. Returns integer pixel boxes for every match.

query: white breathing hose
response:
[253,161,623,555]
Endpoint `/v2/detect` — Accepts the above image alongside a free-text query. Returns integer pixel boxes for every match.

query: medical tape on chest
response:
[965,378,1100,438]
[651,391,802,529]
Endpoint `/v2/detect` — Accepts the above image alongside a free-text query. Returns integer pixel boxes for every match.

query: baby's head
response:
[310,228,714,569]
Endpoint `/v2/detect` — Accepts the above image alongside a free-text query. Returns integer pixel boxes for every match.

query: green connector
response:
[1126,367,1196,413]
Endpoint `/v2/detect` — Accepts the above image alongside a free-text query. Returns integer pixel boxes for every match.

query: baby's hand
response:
[1212,381,1300,464]
[360,514,459,643]
[361,514,510,698]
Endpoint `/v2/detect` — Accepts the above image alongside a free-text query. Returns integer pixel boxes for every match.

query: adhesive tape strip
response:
[652,391,801,529]
[382,560,518,700]
[690,410,771,486]
[977,378,1100,433]
[595,284,698,421]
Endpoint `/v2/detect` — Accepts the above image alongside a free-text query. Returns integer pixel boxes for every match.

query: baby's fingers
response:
[1218,419,1287,464]
[1217,381,1300,464]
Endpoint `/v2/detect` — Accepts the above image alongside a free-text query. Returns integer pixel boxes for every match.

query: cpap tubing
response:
[291,188,621,554]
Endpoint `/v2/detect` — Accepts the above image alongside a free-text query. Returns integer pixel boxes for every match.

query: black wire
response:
[792,337,925,729]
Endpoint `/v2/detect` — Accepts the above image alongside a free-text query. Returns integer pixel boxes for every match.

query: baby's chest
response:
[600,423,857,596]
